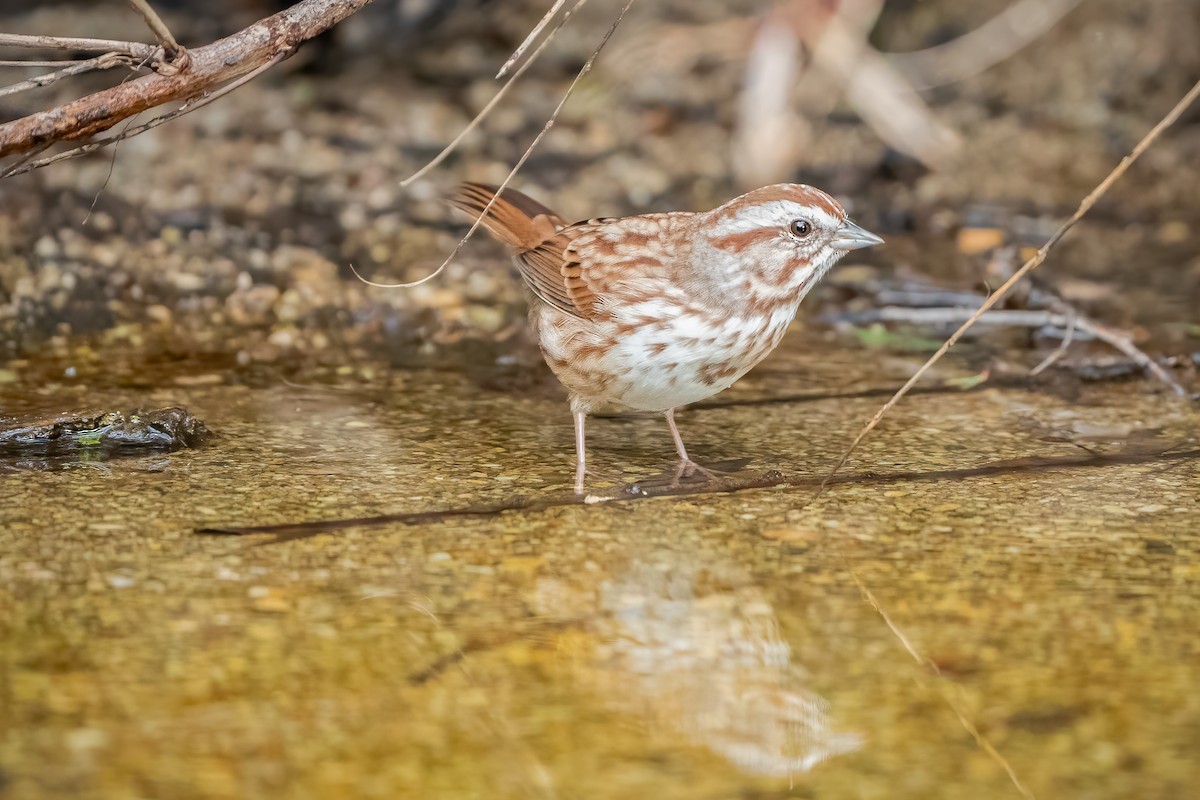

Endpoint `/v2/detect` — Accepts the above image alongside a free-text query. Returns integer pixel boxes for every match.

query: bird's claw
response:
[670,458,734,487]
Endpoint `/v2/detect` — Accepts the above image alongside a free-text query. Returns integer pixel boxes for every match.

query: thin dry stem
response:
[357,0,637,291]
[400,0,590,187]
[1029,310,1076,375]
[0,32,159,61]
[817,76,1200,495]
[0,52,134,100]
[127,0,182,54]
[0,143,50,179]
[0,59,91,67]
[497,0,566,79]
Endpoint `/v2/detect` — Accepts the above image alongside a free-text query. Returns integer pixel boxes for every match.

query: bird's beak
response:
[831,220,884,251]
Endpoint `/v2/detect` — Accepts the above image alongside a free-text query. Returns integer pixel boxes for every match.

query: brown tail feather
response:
[448,182,565,251]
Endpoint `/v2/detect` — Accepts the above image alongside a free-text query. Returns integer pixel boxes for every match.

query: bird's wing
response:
[449,182,567,248]
[519,212,696,320]
[449,182,694,321]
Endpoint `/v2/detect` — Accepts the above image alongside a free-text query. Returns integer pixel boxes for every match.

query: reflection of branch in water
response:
[542,563,862,777]
[843,568,1035,800]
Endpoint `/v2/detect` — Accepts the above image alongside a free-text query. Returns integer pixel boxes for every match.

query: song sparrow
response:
[450,182,882,493]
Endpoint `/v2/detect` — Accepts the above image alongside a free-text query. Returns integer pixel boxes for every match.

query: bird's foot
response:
[670,458,736,487]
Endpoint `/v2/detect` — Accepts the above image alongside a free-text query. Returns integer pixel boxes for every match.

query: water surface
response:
[1,337,1198,799]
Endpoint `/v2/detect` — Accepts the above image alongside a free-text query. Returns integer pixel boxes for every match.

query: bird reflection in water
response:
[537,561,862,777]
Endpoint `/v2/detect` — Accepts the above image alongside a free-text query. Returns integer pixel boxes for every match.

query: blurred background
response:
[1,0,1198,387]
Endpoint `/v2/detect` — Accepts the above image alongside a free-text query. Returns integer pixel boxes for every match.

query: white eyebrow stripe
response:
[718,201,843,233]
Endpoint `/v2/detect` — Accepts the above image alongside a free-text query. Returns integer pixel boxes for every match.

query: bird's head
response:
[698,183,883,301]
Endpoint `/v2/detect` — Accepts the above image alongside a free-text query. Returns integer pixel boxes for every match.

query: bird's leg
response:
[665,407,692,462]
[573,410,587,494]
[665,408,725,483]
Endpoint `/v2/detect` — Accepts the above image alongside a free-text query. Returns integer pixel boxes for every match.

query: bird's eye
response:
[790,219,812,238]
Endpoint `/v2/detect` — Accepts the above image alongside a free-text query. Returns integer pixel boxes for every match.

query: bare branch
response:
[0,0,374,163]
[817,75,1200,495]
[1064,315,1185,393]
[0,52,134,100]
[0,32,159,62]
[889,0,1082,90]
[732,9,803,188]
[1,53,285,179]
[840,305,1186,394]
[808,1,959,170]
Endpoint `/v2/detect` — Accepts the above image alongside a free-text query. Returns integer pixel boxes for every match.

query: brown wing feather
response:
[560,241,597,317]
[449,182,588,318]
[449,184,697,322]
[448,182,565,248]
[548,212,698,319]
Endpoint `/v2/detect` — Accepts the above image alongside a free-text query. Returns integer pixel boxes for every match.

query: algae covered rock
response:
[0,407,211,456]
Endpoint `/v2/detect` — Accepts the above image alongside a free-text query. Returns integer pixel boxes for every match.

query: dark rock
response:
[0,407,212,457]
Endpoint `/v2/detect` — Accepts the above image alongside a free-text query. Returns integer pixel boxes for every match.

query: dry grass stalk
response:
[0,52,135,100]
[126,0,183,59]
[400,0,592,188]
[818,76,1200,495]
[357,0,639,290]
[496,0,567,79]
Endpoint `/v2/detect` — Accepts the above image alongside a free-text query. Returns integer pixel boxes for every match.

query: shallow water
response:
[1,335,1198,800]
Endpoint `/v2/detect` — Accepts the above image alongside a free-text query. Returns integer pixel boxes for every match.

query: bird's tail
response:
[447,182,564,251]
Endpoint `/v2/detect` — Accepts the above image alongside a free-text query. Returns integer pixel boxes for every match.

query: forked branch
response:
[0,0,375,165]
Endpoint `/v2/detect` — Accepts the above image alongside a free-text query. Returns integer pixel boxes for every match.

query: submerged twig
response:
[195,447,1200,540]
[358,0,637,290]
[818,76,1200,494]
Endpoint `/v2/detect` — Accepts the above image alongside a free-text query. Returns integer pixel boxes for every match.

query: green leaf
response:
[850,323,944,352]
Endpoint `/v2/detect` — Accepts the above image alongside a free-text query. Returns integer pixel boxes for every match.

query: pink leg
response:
[665,408,726,482]
[573,411,587,494]
[665,407,691,461]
